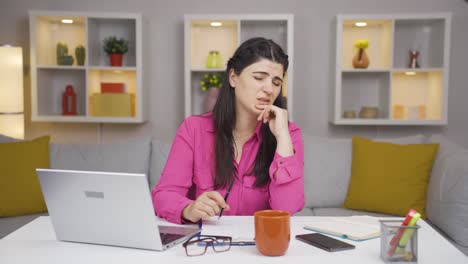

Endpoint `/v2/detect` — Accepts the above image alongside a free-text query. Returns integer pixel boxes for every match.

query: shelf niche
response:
[88,18,137,67]
[393,19,445,69]
[391,71,442,120]
[342,19,392,70]
[190,20,238,70]
[37,68,86,116]
[341,72,390,119]
[35,16,86,66]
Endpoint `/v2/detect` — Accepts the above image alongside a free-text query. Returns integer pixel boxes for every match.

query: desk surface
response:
[1,216,466,264]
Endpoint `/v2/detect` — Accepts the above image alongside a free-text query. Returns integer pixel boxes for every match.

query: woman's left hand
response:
[256,104,290,140]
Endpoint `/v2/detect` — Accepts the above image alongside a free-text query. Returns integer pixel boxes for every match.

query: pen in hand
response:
[218,178,234,220]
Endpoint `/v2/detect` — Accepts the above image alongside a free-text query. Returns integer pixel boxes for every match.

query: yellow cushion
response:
[343,136,439,218]
[0,136,50,216]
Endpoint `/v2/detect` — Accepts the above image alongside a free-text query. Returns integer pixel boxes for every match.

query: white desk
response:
[1,216,466,264]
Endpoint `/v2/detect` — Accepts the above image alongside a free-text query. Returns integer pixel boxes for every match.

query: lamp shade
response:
[0,46,24,139]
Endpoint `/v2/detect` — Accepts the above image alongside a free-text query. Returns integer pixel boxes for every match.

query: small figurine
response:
[408,50,420,68]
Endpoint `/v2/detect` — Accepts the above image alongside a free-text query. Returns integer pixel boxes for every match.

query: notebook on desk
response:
[303,215,381,241]
[36,169,199,251]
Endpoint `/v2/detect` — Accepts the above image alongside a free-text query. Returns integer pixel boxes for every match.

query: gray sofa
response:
[1,133,467,256]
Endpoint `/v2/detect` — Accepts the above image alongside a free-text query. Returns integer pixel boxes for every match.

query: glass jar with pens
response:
[380,211,421,263]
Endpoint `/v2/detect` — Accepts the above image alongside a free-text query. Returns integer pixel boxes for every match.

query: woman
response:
[152,37,304,224]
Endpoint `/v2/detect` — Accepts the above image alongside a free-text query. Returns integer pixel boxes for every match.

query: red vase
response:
[62,85,77,115]
[110,53,123,66]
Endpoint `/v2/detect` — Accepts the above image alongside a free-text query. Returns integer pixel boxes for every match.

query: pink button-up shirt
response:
[151,112,305,224]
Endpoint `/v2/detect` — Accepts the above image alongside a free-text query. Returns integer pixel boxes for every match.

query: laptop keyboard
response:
[160,232,186,244]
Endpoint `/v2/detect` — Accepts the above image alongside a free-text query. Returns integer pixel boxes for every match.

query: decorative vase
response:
[58,55,74,66]
[359,106,379,119]
[206,51,221,68]
[62,85,77,115]
[75,45,85,66]
[352,48,369,69]
[204,87,220,112]
[343,110,356,119]
[110,53,123,66]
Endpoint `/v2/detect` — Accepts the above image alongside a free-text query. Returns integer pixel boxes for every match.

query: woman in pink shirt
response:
[152,37,304,224]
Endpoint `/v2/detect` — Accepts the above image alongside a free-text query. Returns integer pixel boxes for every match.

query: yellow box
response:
[90,93,133,117]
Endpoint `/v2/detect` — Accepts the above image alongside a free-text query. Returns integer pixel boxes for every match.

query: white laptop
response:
[36,168,199,251]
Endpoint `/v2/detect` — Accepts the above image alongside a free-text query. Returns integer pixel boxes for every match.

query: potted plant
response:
[352,39,370,69]
[103,36,129,67]
[200,73,223,112]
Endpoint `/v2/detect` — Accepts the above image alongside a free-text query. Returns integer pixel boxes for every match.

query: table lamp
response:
[0,45,24,139]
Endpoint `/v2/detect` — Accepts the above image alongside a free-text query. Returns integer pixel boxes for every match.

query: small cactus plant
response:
[75,45,85,66]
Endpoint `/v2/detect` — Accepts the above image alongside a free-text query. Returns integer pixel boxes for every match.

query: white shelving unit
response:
[332,14,451,125]
[184,14,294,119]
[29,11,144,123]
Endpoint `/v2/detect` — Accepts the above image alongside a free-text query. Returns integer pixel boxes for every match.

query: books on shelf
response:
[101,82,125,93]
[303,215,381,241]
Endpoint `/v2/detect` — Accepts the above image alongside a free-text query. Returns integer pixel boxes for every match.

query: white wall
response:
[1,0,467,147]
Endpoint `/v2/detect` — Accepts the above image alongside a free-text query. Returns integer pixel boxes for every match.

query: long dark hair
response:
[212,37,289,189]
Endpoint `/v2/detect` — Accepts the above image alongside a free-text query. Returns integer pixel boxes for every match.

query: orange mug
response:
[254,210,290,256]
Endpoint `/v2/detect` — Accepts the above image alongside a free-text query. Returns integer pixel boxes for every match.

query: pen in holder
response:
[380,220,420,263]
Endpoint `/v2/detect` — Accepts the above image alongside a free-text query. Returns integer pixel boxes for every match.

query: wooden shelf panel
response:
[31,115,142,123]
[37,65,86,70]
[191,68,225,72]
[332,118,446,126]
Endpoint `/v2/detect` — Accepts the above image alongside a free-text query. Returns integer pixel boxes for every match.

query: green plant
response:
[200,73,223,92]
[103,36,129,54]
[75,45,85,66]
[354,39,369,49]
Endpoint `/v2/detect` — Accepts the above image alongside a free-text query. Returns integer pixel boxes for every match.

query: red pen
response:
[387,209,418,257]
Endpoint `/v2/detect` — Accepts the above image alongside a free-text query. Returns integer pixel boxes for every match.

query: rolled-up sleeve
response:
[268,125,305,214]
[151,119,194,224]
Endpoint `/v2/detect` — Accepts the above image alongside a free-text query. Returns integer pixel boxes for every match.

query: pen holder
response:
[380,220,420,263]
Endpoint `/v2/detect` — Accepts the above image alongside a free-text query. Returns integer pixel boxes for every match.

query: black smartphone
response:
[296,233,355,252]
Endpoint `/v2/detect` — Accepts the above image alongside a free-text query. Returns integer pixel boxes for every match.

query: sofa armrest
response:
[427,147,468,247]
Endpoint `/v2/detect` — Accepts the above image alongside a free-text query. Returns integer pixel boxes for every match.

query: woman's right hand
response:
[182,191,230,223]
